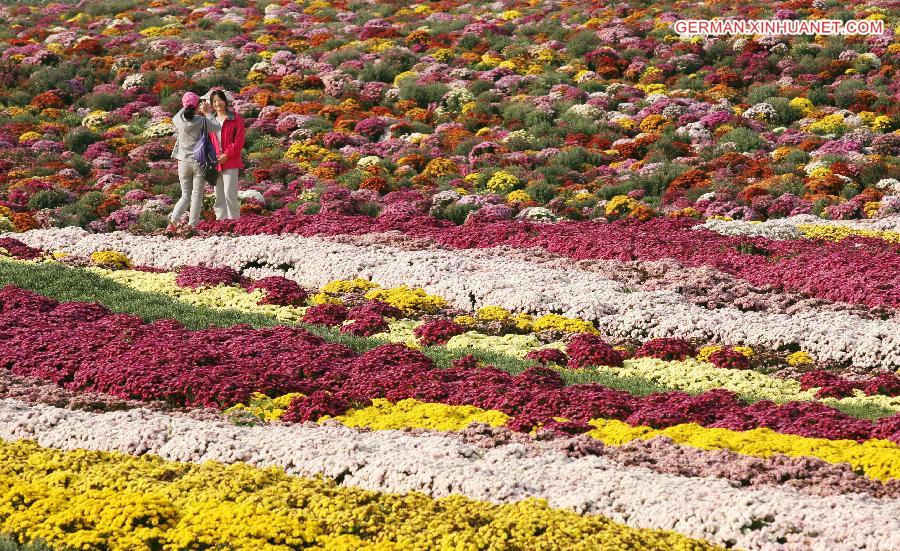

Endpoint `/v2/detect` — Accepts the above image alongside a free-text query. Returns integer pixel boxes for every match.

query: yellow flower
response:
[789,97,814,115]
[392,71,418,87]
[430,48,455,63]
[0,440,716,550]
[605,195,637,218]
[89,251,132,269]
[506,189,531,203]
[309,292,343,306]
[697,345,722,362]
[422,158,459,178]
[321,278,380,295]
[18,131,41,143]
[225,392,306,422]
[532,314,598,334]
[81,110,109,132]
[485,171,519,195]
[453,315,476,326]
[476,305,512,322]
[364,285,447,314]
[639,114,667,133]
[797,225,900,244]
[512,313,534,331]
[807,113,847,135]
[871,115,893,132]
[787,351,815,367]
[635,83,666,95]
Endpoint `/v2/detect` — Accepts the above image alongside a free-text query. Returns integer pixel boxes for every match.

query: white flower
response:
[1,398,900,550]
[121,74,144,90]
[237,190,264,203]
[516,207,559,222]
[14,228,899,369]
[875,179,900,194]
[357,156,382,168]
[566,104,602,120]
[743,102,777,122]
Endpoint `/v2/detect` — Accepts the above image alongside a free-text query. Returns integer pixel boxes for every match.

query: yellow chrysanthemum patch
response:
[81,110,108,132]
[17,131,41,143]
[605,194,638,217]
[321,278,380,295]
[485,171,519,195]
[532,314,598,334]
[453,314,477,326]
[506,189,531,203]
[586,419,900,481]
[797,225,900,244]
[696,345,721,362]
[787,351,815,367]
[0,441,716,550]
[807,166,832,179]
[807,113,847,135]
[371,319,420,348]
[309,292,343,306]
[445,332,560,360]
[476,305,512,322]
[334,398,510,430]
[225,392,306,422]
[89,251,132,269]
[512,313,534,331]
[871,115,893,132]
[284,142,336,163]
[789,97,814,114]
[86,267,307,323]
[364,285,447,314]
[422,157,459,178]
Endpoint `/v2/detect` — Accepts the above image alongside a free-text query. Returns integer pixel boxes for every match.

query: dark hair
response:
[210,89,229,108]
[184,105,196,121]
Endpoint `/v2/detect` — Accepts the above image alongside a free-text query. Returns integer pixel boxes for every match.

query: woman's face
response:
[212,95,228,113]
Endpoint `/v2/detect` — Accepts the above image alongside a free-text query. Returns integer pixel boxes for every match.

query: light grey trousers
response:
[214,168,240,220]
[171,160,206,227]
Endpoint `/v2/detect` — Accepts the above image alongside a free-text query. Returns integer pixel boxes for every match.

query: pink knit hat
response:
[182,92,199,109]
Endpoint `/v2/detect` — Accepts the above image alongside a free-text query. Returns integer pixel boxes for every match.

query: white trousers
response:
[171,160,206,227]
[214,168,240,220]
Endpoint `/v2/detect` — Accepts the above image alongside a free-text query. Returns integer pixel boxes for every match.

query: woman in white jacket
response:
[167,92,221,231]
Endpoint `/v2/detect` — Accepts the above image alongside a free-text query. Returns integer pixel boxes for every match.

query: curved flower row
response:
[3,285,899,444]
[701,214,900,242]
[8,256,898,416]
[0,437,715,550]
[195,213,900,310]
[2,399,900,550]
[439,328,900,411]
[13,227,899,368]
[305,230,893,320]
[1,371,898,501]
[224,395,900,482]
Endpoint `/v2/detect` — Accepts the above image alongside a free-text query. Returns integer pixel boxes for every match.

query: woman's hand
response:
[198,101,210,116]
[218,153,229,164]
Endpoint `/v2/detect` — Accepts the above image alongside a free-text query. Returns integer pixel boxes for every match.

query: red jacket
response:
[209,112,245,170]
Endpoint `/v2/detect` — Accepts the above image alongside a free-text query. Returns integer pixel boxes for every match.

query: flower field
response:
[0,0,899,549]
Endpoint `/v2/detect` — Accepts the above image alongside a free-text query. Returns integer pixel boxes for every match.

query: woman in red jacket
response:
[207,89,245,220]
